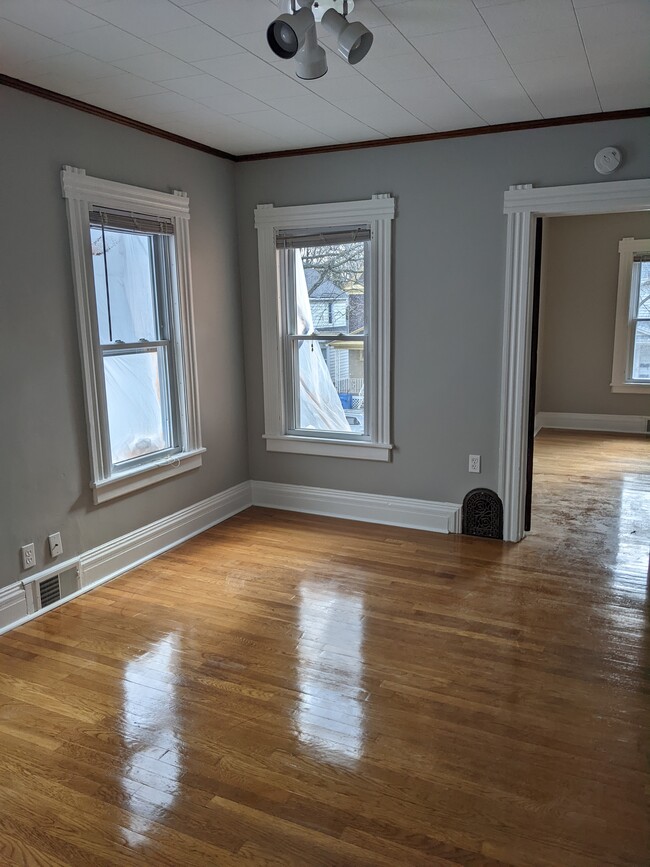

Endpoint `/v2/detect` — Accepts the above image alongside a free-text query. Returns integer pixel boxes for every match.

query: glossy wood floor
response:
[1,431,648,866]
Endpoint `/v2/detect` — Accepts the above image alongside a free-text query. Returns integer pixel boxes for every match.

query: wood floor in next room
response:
[0,430,648,866]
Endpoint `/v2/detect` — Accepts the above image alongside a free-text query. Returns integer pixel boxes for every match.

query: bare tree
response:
[301,242,364,294]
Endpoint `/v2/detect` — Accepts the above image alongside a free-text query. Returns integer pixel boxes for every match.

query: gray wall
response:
[0,86,248,591]
[2,85,649,595]
[236,117,650,504]
[538,212,650,416]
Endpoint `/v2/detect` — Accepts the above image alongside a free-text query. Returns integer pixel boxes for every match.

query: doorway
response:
[498,178,650,542]
[524,211,650,548]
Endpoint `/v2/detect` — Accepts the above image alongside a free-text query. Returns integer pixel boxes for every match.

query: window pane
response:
[90,227,161,344]
[104,349,173,464]
[637,262,650,318]
[632,320,650,381]
[295,339,365,434]
[297,242,365,337]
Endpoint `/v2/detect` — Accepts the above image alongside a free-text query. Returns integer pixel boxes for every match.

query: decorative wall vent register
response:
[462,488,504,540]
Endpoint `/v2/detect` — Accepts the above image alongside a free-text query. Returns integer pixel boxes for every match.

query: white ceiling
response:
[0,0,648,156]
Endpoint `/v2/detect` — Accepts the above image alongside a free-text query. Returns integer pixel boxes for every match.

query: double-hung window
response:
[62,167,203,503]
[255,195,394,461]
[611,238,650,393]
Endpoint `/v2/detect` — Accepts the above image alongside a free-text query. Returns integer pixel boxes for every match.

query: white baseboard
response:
[0,584,28,631]
[251,480,462,534]
[0,481,252,636]
[536,412,649,434]
[81,480,252,588]
[0,478,463,636]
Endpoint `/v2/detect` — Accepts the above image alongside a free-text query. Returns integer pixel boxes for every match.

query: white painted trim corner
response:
[251,480,461,534]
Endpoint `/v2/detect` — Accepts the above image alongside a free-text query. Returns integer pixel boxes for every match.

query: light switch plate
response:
[48,532,63,558]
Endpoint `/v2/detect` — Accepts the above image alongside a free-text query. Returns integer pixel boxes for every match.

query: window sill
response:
[91,448,205,504]
[610,383,650,393]
[264,435,392,461]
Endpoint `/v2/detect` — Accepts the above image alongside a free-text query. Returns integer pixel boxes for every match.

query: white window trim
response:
[62,166,204,504]
[254,195,394,461]
[611,237,650,394]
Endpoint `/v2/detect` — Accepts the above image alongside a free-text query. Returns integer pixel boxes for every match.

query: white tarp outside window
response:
[91,228,171,464]
[293,249,351,433]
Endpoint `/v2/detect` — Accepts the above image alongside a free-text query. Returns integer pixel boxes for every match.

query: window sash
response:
[90,227,182,474]
[286,336,369,438]
[280,244,370,439]
[626,260,650,382]
[99,344,181,472]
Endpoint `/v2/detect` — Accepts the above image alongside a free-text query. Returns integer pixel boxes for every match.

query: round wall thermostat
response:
[594,147,622,174]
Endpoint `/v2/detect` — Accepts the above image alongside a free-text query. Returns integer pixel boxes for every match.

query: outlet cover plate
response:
[21,543,36,570]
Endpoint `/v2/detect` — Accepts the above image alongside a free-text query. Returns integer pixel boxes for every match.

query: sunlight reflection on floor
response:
[297,583,365,764]
[121,632,181,845]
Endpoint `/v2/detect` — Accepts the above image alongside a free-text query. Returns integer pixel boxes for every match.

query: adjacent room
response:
[0,1,648,864]
[529,212,650,571]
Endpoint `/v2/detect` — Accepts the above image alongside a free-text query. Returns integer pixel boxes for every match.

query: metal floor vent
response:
[39,575,61,608]
[23,561,81,615]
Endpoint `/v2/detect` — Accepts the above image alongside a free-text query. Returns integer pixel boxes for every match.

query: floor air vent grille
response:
[39,575,61,608]
[462,488,504,539]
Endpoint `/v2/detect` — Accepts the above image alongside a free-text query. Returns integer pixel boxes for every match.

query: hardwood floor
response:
[0,430,648,866]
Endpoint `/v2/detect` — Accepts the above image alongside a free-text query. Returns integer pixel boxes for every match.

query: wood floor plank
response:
[0,430,648,865]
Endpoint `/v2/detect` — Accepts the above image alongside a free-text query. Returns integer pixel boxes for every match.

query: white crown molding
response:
[61,166,191,219]
[536,412,649,434]
[251,480,461,534]
[503,178,650,215]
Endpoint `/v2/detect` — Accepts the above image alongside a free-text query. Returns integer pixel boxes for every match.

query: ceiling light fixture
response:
[267,0,373,80]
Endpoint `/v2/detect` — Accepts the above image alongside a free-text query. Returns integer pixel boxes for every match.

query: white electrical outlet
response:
[48,532,63,558]
[469,454,481,473]
[21,543,36,570]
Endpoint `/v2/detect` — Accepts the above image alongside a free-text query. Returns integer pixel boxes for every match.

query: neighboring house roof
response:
[305,268,346,301]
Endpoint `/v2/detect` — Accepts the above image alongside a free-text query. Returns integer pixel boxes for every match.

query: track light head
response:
[321,8,373,65]
[267,7,316,60]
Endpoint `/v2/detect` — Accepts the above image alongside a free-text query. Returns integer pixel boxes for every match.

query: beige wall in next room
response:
[537,211,650,418]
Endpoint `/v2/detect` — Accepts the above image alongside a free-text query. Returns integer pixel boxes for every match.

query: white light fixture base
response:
[311,0,354,23]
